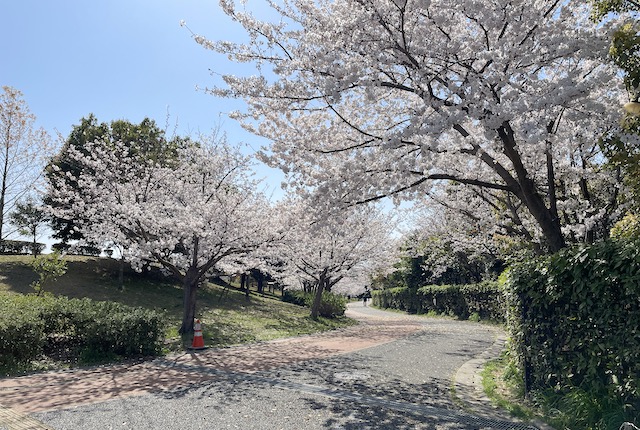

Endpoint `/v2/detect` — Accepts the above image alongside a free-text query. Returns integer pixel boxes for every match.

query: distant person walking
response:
[362,288,371,306]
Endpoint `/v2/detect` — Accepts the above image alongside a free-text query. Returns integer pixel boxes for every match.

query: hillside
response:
[0,255,354,347]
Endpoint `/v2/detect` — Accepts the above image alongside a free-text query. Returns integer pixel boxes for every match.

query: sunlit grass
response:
[480,354,640,429]
[481,356,534,421]
[0,255,356,353]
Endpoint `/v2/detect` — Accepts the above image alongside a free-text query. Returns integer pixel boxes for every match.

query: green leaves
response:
[29,252,67,296]
[371,281,505,321]
[0,294,167,373]
[506,239,640,403]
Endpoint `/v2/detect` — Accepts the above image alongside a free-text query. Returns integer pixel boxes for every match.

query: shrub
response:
[282,289,346,318]
[610,212,640,240]
[416,284,466,316]
[506,239,640,403]
[371,286,421,313]
[29,252,68,296]
[316,292,347,318]
[282,290,308,307]
[0,240,45,255]
[459,281,506,321]
[372,281,505,321]
[0,295,46,369]
[0,294,167,371]
[82,301,166,357]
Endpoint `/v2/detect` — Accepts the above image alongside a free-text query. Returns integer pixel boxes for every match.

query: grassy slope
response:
[0,255,354,348]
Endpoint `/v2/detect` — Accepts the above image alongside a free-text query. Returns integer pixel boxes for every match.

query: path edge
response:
[452,328,554,430]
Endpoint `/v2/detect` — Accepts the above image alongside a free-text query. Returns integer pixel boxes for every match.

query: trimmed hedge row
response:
[372,286,417,313]
[0,240,46,255]
[371,281,505,321]
[282,290,347,318]
[506,239,640,402]
[0,294,167,370]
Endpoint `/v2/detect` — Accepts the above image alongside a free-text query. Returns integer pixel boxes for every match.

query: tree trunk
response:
[118,255,125,291]
[310,273,326,320]
[255,271,264,294]
[0,122,10,241]
[241,273,250,299]
[179,270,200,335]
[31,226,38,256]
[524,190,566,252]
[498,123,566,252]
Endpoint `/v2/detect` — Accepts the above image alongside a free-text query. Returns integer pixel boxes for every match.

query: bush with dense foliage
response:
[0,295,46,368]
[0,240,46,255]
[506,239,640,412]
[371,281,505,321]
[371,286,420,313]
[282,290,347,318]
[0,294,167,371]
[610,212,640,240]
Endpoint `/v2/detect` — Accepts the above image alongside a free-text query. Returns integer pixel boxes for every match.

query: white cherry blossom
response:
[198,0,625,252]
[46,135,270,334]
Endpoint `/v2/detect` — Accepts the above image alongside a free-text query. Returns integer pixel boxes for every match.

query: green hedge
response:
[506,239,640,402]
[0,239,46,255]
[370,286,420,313]
[282,290,347,318]
[0,294,167,370]
[371,281,504,321]
[0,295,46,367]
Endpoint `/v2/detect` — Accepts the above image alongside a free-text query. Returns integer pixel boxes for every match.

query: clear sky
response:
[1,0,283,189]
[1,0,289,247]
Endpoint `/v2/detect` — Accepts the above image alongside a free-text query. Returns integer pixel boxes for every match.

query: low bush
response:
[282,290,347,318]
[0,294,167,372]
[84,301,166,357]
[506,238,640,426]
[0,240,45,255]
[282,290,308,307]
[372,281,505,321]
[0,295,46,369]
[316,292,347,318]
[371,286,421,313]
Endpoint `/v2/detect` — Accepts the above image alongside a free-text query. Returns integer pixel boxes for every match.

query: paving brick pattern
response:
[0,303,541,429]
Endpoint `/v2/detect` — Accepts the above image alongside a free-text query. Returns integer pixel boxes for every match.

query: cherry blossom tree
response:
[0,86,51,240]
[400,201,507,284]
[46,133,270,335]
[45,115,185,246]
[268,196,395,319]
[192,0,625,253]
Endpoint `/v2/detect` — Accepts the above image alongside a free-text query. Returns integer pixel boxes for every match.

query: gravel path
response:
[2,303,540,429]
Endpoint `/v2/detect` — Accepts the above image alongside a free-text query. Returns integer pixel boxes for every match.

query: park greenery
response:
[29,251,67,296]
[0,256,354,375]
[1,0,640,427]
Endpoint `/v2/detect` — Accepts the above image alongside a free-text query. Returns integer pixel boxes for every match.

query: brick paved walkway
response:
[0,305,422,428]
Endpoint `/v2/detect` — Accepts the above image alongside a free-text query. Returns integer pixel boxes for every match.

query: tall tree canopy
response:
[45,115,185,244]
[46,133,270,335]
[195,0,625,253]
[590,0,640,214]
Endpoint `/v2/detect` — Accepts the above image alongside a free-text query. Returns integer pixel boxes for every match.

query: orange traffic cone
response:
[190,319,206,350]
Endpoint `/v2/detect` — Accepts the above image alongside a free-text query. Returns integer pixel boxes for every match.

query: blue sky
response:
[1,0,283,189]
[1,0,289,247]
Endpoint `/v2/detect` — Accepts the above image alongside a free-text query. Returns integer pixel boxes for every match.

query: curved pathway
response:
[0,303,540,429]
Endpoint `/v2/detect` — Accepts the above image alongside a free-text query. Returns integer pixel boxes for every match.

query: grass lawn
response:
[480,355,537,422]
[0,254,355,350]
